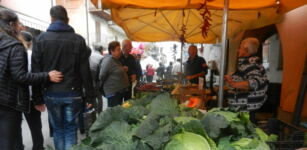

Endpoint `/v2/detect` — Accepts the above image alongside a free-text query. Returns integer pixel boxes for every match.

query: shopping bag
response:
[83,108,97,135]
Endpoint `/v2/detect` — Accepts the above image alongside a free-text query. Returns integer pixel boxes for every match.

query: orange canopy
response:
[110,7,281,43]
[90,0,307,43]
[93,0,276,9]
[92,0,307,12]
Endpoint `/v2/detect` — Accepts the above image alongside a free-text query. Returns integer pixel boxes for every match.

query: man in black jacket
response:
[120,39,137,100]
[185,45,208,84]
[31,5,95,150]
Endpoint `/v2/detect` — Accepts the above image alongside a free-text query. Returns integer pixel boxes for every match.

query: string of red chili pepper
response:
[198,0,212,38]
[180,9,187,42]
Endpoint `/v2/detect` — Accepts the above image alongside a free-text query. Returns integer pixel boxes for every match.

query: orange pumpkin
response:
[187,97,201,108]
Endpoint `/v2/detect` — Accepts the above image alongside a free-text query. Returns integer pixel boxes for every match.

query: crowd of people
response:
[0,5,147,150]
[0,4,268,150]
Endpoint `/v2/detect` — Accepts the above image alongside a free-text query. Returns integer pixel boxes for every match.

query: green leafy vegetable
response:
[202,112,229,139]
[164,132,212,150]
[147,93,179,116]
[90,121,138,150]
[69,144,97,150]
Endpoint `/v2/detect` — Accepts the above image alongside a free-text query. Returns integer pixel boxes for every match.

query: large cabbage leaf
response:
[89,105,148,138]
[147,93,179,116]
[134,115,174,149]
[201,112,229,139]
[231,138,270,150]
[90,121,138,150]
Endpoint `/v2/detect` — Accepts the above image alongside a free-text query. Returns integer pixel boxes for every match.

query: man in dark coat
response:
[119,39,137,100]
[31,5,95,150]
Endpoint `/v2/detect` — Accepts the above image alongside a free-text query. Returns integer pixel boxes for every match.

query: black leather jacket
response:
[0,32,49,112]
[31,21,95,104]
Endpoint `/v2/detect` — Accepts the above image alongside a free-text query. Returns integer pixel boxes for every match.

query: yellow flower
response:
[122,101,131,108]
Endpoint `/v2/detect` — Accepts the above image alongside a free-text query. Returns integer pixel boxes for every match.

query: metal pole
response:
[180,41,183,74]
[85,0,90,44]
[218,0,229,107]
[292,54,307,126]
[180,40,184,84]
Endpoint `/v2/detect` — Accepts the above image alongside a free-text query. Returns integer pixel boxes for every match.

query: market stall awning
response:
[92,0,307,12]
[110,7,281,43]
[92,0,276,9]
[90,0,285,43]
[90,0,307,43]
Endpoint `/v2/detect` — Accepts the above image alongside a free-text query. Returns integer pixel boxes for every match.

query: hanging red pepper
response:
[198,0,212,38]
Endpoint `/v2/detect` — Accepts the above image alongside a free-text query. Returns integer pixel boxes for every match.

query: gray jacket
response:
[99,55,129,96]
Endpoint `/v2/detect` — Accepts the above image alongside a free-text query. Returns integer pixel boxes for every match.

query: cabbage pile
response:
[71,93,276,150]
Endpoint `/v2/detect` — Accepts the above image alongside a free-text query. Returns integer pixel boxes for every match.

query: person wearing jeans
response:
[44,94,82,150]
[31,6,95,150]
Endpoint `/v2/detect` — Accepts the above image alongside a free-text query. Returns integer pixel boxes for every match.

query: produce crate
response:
[265,118,305,150]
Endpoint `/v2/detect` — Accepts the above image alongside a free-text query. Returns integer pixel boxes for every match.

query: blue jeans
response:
[44,95,82,150]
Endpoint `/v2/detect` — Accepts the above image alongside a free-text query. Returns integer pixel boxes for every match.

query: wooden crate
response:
[179,86,210,109]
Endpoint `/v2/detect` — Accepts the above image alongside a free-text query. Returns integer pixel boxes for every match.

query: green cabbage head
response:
[164,132,212,150]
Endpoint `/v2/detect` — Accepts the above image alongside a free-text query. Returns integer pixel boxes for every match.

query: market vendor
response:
[185,45,208,84]
[224,37,268,123]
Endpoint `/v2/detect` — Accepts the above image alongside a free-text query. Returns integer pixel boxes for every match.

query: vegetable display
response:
[71,93,275,150]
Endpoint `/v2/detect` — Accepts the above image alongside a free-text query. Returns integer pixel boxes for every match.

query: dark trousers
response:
[16,104,44,150]
[146,75,153,83]
[249,110,257,124]
[107,92,125,107]
[96,94,103,113]
[0,106,22,150]
[24,105,44,150]
[124,86,132,101]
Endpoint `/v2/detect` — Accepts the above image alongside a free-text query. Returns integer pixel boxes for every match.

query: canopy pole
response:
[85,0,90,44]
[218,0,229,107]
[180,38,184,83]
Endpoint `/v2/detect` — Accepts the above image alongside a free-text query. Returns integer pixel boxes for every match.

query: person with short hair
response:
[89,45,104,113]
[165,62,173,79]
[225,37,268,123]
[156,62,166,80]
[94,44,104,54]
[172,58,182,79]
[31,5,95,150]
[99,41,129,107]
[185,45,208,84]
[146,64,155,83]
[135,54,143,82]
[119,39,137,100]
